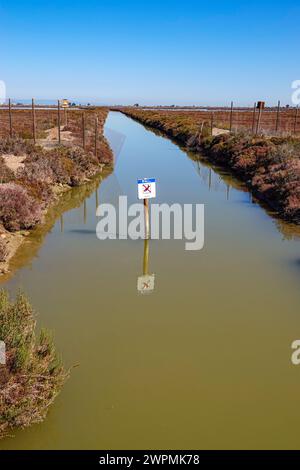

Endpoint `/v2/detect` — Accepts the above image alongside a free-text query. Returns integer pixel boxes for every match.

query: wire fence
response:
[141,102,300,136]
[0,100,105,157]
[207,103,299,136]
[0,100,299,144]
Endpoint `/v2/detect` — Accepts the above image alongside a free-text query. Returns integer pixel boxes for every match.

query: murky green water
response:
[1,112,300,450]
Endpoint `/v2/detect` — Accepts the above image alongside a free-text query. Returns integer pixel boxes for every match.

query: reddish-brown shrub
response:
[23,146,99,186]
[16,178,53,208]
[0,183,42,231]
[0,157,15,184]
[18,157,55,183]
[0,137,37,156]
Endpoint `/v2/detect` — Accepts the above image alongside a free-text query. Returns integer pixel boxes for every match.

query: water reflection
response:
[187,149,248,196]
[139,119,300,240]
[60,214,64,233]
[95,187,99,209]
[188,150,300,240]
[0,168,112,284]
[137,238,155,295]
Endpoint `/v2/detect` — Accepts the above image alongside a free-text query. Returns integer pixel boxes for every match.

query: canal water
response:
[1,111,300,449]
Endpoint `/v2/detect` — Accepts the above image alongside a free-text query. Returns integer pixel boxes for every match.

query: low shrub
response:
[0,157,15,184]
[68,146,99,178]
[0,183,42,231]
[0,290,67,438]
[0,137,37,157]
[23,145,100,186]
[16,178,54,209]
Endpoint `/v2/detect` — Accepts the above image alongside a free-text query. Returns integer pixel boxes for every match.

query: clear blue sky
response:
[1,0,299,106]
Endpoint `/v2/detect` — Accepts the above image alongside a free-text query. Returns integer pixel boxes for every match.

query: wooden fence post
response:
[57,100,61,144]
[275,100,280,133]
[32,98,36,143]
[229,101,233,132]
[256,106,263,135]
[210,112,214,136]
[8,98,12,138]
[94,116,98,156]
[82,113,86,150]
[199,121,204,141]
[251,102,256,135]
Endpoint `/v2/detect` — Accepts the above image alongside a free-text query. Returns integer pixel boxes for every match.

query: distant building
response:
[60,99,70,108]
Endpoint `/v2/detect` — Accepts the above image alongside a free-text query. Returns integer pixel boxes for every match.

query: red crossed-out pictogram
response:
[143,184,151,194]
